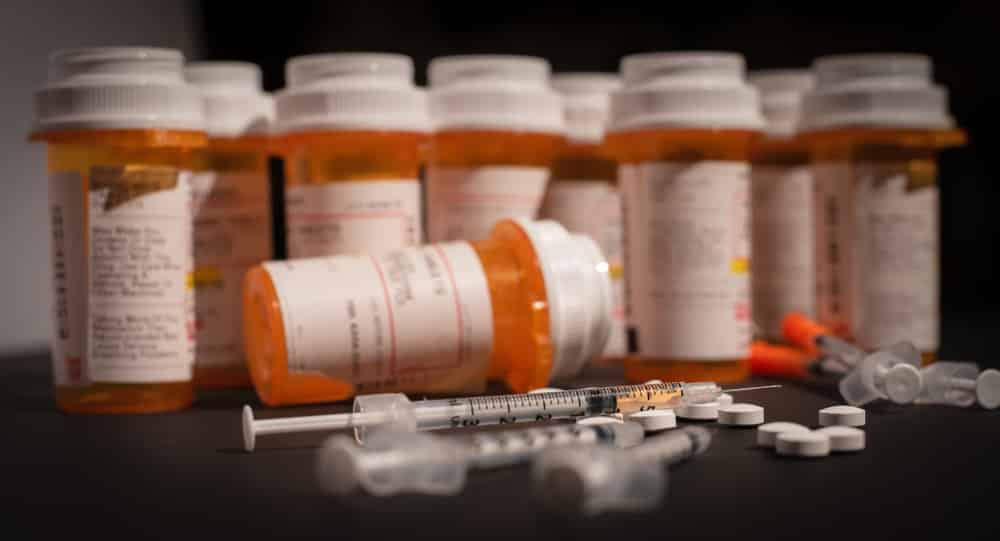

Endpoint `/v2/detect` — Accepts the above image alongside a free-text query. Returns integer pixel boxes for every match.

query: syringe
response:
[318,422,645,497]
[242,382,780,451]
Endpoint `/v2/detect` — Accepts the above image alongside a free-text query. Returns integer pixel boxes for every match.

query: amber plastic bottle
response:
[607,52,764,384]
[747,70,817,341]
[802,54,966,365]
[33,48,206,413]
[184,61,274,389]
[275,53,428,258]
[242,219,611,406]
[426,55,565,243]
[541,73,626,361]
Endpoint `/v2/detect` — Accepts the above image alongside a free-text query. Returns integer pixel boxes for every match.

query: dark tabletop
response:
[2,351,998,540]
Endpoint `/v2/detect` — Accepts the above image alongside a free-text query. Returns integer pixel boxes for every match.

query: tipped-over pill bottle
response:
[185,62,274,389]
[748,70,816,341]
[541,73,625,360]
[801,54,966,364]
[32,48,206,413]
[242,219,611,406]
[426,55,565,242]
[607,52,763,384]
[275,53,429,257]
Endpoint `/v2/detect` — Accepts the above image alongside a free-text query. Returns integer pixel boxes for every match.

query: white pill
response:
[819,405,866,427]
[577,414,624,426]
[716,393,734,408]
[718,403,765,426]
[756,422,810,447]
[627,409,677,432]
[529,387,563,394]
[775,431,831,457]
[816,426,866,452]
[643,379,664,385]
[676,402,719,420]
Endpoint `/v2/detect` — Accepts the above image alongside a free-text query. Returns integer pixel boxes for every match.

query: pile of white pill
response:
[759,405,867,458]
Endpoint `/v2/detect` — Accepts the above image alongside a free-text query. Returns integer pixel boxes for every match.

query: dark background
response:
[203,2,998,366]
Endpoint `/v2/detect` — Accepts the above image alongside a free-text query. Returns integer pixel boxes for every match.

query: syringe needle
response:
[723,384,783,393]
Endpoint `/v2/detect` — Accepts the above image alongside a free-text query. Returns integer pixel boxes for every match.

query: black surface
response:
[2,352,998,540]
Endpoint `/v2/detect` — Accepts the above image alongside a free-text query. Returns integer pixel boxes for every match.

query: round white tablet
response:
[529,387,564,394]
[818,405,866,427]
[816,426,865,452]
[577,414,624,426]
[775,431,831,457]
[627,409,677,432]
[716,393,734,408]
[676,401,719,420]
[756,422,810,447]
[718,403,765,426]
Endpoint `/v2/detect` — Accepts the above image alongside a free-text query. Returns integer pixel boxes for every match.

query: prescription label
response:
[425,166,549,242]
[816,161,939,351]
[751,165,815,340]
[190,171,272,369]
[49,172,87,386]
[626,161,752,359]
[86,166,195,383]
[265,242,494,392]
[540,180,625,357]
[286,180,421,258]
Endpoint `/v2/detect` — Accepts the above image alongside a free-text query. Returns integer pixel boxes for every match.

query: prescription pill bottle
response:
[801,54,966,364]
[242,219,611,406]
[185,62,274,389]
[425,55,565,242]
[748,70,816,341]
[275,53,428,257]
[541,73,625,361]
[31,48,206,413]
[607,52,764,384]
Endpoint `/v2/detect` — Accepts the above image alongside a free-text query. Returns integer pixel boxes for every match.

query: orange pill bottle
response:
[32,48,206,413]
[185,61,274,389]
[275,53,428,257]
[802,54,966,364]
[747,70,817,341]
[607,53,764,384]
[425,55,565,242]
[242,219,611,406]
[541,73,626,361]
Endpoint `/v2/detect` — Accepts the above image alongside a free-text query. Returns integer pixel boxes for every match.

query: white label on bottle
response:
[49,172,87,386]
[425,166,549,241]
[86,166,195,383]
[751,165,816,340]
[265,242,494,392]
[816,161,939,350]
[285,180,422,257]
[626,161,752,359]
[190,171,272,368]
[540,180,625,357]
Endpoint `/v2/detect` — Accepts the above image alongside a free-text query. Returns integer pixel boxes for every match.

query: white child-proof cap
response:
[801,53,954,130]
[428,55,564,134]
[513,219,613,382]
[551,73,621,143]
[610,52,764,131]
[185,61,273,137]
[274,52,429,134]
[748,69,815,137]
[35,47,204,133]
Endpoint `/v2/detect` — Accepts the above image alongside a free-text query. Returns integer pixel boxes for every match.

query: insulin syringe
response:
[242,382,779,451]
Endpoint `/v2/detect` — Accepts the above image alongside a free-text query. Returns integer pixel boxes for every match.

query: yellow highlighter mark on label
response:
[190,267,224,289]
[730,258,749,274]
